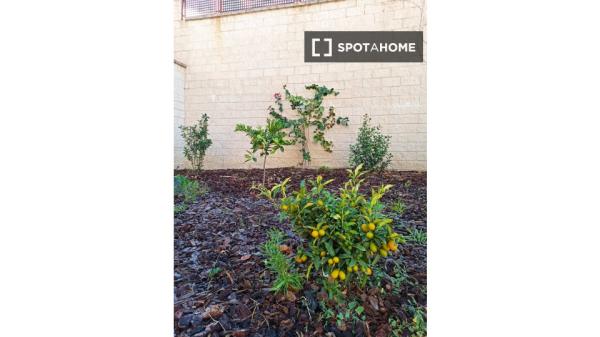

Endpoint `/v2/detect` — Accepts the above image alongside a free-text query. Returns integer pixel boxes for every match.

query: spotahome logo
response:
[305,31,423,63]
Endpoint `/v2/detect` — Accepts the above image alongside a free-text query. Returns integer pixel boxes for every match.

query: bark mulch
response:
[175,168,426,337]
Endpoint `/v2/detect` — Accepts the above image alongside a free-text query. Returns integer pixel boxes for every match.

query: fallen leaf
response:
[232,330,249,337]
[225,270,234,284]
[284,291,296,302]
[368,295,379,311]
[374,323,391,337]
[240,254,251,261]
[278,244,292,254]
[280,319,294,330]
[200,304,224,320]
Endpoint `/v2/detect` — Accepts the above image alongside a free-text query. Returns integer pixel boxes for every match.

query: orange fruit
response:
[331,269,340,279]
[366,231,374,239]
[361,224,368,232]
[368,223,375,231]
[333,256,340,264]
[311,230,319,238]
[339,271,346,281]
[319,229,325,237]
[387,240,397,251]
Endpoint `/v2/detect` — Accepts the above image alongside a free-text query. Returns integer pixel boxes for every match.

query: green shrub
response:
[174,175,207,204]
[259,165,405,287]
[269,84,349,166]
[317,165,331,174]
[406,227,427,245]
[180,114,212,173]
[207,266,221,279]
[174,203,188,215]
[388,261,409,295]
[389,316,406,337]
[260,229,303,294]
[334,300,366,327]
[390,199,407,215]
[389,301,427,337]
[235,118,293,185]
[349,114,392,172]
[408,303,427,337]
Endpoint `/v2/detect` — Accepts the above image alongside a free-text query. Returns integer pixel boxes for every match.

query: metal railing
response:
[183,0,305,19]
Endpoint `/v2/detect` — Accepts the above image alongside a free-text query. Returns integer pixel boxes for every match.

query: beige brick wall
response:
[174,0,426,170]
[174,62,186,169]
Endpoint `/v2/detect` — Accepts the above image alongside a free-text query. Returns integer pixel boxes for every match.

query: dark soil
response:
[175,168,426,337]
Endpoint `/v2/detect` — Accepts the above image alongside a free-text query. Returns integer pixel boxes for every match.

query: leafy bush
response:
[389,317,405,337]
[389,301,427,337]
[388,260,409,295]
[174,175,207,204]
[207,266,221,279]
[390,199,407,215]
[407,301,427,337]
[235,118,293,185]
[317,165,331,174]
[174,175,187,193]
[180,114,212,173]
[335,300,365,328]
[259,165,405,286]
[349,114,392,172]
[269,84,349,166]
[406,226,427,245]
[174,203,188,215]
[260,229,303,294]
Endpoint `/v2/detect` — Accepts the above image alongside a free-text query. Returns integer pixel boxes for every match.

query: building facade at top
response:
[174,0,427,170]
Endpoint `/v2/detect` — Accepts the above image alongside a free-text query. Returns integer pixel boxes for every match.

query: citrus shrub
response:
[258,165,405,286]
[235,118,293,185]
[268,84,349,166]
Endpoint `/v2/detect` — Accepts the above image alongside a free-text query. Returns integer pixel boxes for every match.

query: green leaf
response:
[325,241,335,256]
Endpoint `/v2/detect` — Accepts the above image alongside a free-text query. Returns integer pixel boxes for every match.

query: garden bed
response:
[174,168,426,337]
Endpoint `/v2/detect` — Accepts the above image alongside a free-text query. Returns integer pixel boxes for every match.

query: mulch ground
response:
[174,168,426,337]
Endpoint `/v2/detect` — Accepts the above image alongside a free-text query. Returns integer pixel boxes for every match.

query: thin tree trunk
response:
[262,154,267,185]
[305,126,310,168]
[301,125,310,168]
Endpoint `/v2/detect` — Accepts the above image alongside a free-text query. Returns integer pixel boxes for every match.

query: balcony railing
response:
[183,0,308,19]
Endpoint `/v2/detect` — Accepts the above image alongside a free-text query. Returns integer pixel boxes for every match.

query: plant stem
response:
[262,154,268,185]
[305,126,310,168]
[300,124,311,168]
